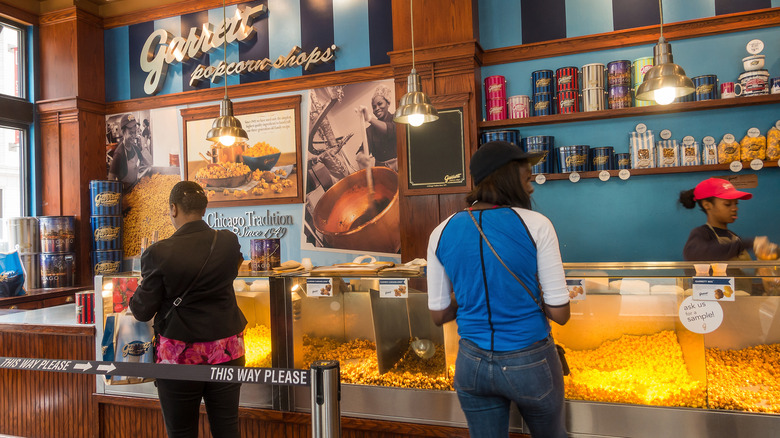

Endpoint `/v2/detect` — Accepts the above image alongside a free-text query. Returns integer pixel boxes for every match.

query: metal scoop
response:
[410,337,436,360]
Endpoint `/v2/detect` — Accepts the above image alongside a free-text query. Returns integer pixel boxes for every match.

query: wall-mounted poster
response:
[181,96,303,207]
[303,79,400,255]
[105,110,154,195]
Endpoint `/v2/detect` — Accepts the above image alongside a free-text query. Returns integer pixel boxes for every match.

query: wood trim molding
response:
[483,8,780,66]
[37,97,107,115]
[390,40,483,72]
[105,64,393,114]
[0,2,38,25]
[103,0,249,29]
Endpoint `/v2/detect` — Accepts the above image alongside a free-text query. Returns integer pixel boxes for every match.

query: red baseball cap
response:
[693,178,753,201]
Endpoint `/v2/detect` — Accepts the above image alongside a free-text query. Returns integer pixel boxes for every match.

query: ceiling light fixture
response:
[635,0,695,105]
[206,0,248,146]
[393,0,438,127]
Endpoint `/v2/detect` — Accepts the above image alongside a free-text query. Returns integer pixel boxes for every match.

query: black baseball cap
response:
[470,141,545,185]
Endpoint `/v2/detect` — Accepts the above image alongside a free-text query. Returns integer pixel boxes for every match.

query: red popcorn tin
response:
[557,90,580,114]
[76,291,95,324]
[484,75,507,100]
[507,95,531,119]
[486,98,507,121]
[556,67,579,91]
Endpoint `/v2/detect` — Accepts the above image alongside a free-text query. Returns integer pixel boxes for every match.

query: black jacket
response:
[129,220,247,342]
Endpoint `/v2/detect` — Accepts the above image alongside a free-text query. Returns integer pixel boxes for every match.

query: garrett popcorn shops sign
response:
[140,5,338,95]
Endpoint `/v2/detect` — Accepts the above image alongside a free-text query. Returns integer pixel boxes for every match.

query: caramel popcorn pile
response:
[300,335,453,390]
[244,324,272,368]
[196,162,250,179]
[122,174,178,257]
[244,141,280,157]
[562,331,706,407]
[706,343,780,413]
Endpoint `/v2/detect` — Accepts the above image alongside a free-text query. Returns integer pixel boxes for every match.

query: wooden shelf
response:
[478,94,780,130]
[540,161,779,181]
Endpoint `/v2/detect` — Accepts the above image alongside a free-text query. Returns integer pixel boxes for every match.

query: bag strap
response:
[466,209,547,317]
[158,230,218,323]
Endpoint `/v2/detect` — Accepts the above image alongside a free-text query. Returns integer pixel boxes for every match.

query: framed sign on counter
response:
[400,93,471,195]
[181,95,303,207]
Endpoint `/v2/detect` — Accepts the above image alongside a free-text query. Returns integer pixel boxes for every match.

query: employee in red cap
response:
[679,177,776,261]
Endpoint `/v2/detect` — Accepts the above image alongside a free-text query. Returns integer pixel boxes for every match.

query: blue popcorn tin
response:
[614,153,631,170]
[89,180,123,216]
[531,70,555,94]
[692,74,719,101]
[558,145,590,173]
[481,130,521,147]
[90,216,122,250]
[590,147,614,171]
[92,250,123,276]
[523,136,555,174]
[533,93,555,116]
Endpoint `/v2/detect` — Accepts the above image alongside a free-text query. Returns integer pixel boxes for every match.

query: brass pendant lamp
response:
[206,0,248,146]
[394,0,438,126]
[635,0,694,105]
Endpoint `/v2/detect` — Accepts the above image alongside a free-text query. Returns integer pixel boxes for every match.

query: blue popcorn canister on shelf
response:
[524,136,555,174]
[533,93,555,116]
[481,130,521,147]
[90,180,123,216]
[92,250,123,276]
[693,75,719,101]
[90,216,122,251]
[558,145,590,173]
[614,153,631,169]
[531,69,555,94]
[590,147,615,171]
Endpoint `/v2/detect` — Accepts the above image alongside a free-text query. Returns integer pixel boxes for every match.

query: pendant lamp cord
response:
[658,0,664,39]
[410,0,415,70]
[223,0,228,99]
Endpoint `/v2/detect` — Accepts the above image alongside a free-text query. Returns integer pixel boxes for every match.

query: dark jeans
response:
[156,356,245,438]
[454,337,567,438]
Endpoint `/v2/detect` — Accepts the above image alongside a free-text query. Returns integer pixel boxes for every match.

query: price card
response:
[723,133,735,143]
[569,172,581,183]
[730,161,743,172]
[566,278,586,301]
[746,39,764,55]
[703,136,715,146]
[747,127,760,138]
[598,170,611,181]
[679,296,723,334]
[693,277,736,301]
[635,123,648,133]
[682,135,695,146]
[750,159,764,171]
[776,120,780,130]
[535,174,547,185]
[660,129,672,140]
[618,169,631,180]
[306,278,334,297]
[379,279,409,298]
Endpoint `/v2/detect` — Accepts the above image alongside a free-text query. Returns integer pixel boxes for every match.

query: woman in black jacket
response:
[130,180,247,438]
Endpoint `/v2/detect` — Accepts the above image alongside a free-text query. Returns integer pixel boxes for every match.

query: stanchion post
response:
[310,360,341,438]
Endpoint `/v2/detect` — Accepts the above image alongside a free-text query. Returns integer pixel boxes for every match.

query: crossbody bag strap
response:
[158,229,218,322]
[466,209,546,316]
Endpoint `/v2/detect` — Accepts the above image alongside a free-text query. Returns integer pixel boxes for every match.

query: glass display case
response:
[93,273,275,409]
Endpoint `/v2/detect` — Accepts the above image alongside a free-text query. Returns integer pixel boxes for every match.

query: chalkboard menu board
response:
[406,108,466,190]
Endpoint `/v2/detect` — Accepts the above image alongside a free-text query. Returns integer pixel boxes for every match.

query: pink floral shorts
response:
[156,332,245,365]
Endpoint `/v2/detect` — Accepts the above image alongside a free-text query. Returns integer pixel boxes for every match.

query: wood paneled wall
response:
[0,325,96,438]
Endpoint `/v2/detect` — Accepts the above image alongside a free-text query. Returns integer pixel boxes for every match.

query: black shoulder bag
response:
[152,230,218,336]
[466,209,570,375]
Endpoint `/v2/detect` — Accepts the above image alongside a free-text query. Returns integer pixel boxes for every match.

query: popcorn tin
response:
[582,63,606,89]
[558,145,590,173]
[90,216,122,251]
[6,217,39,254]
[556,67,579,91]
[608,85,632,109]
[507,95,531,119]
[614,153,631,170]
[89,180,123,216]
[693,75,719,101]
[632,57,655,107]
[481,130,521,146]
[486,98,507,121]
[40,252,75,288]
[20,253,40,290]
[533,93,554,116]
[250,238,281,272]
[607,60,632,87]
[738,69,770,96]
[531,70,555,94]
[590,147,614,171]
[484,75,507,100]
[524,136,555,174]
[75,291,95,324]
[39,216,76,253]
[557,90,580,114]
[582,88,606,112]
[92,250,122,276]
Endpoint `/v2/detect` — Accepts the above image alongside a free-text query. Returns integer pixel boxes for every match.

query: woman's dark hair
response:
[466,160,532,209]
[679,189,711,212]
[169,181,208,213]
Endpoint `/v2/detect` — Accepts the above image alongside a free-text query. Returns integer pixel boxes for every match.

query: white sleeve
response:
[516,209,569,306]
[426,220,453,311]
